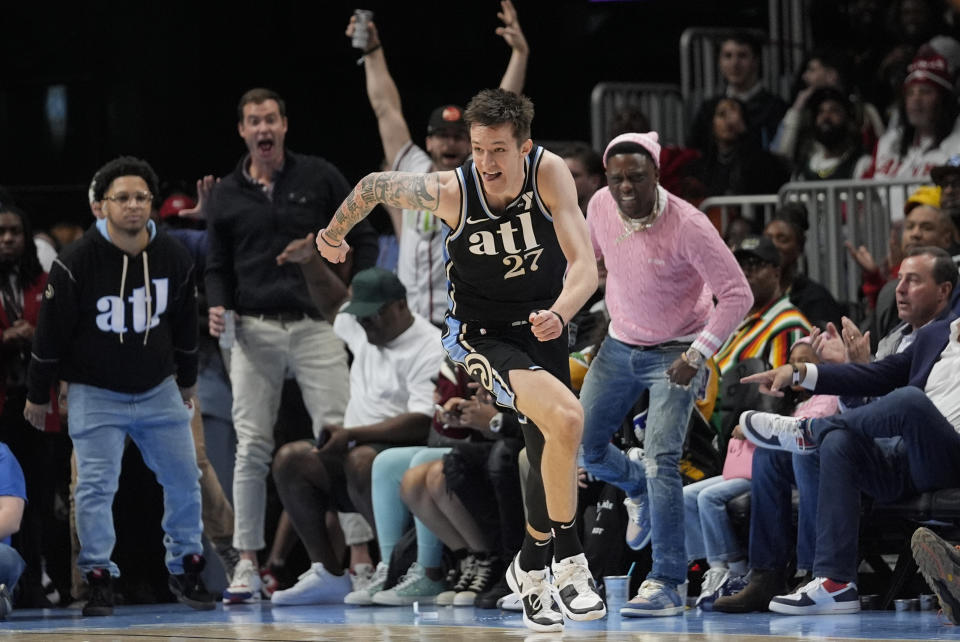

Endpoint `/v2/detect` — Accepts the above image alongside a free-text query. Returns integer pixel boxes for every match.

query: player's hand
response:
[528,309,563,342]
[277,233,318,265]
[23,400,50,431]
[179,175,218,220]
[316,228,350,264]
[496,0,528,56]
[740,365,796,397]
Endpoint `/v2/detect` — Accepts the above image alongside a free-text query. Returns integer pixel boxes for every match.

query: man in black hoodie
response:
[23,157,214,616]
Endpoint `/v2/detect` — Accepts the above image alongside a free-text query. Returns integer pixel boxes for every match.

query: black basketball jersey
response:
[444,144,566,323]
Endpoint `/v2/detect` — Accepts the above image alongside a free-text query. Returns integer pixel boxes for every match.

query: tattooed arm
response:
[317,170,460,263]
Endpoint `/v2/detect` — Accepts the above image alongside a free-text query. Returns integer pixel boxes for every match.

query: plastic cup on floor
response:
[603,575,630,611]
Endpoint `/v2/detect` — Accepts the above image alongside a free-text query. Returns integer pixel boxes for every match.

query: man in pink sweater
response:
[580,132,753,617]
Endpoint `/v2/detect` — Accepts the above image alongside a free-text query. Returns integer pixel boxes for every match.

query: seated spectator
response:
[931,154,960,248]
[682,98,790,210]
[787,87,873,181]
[867,39,960,181]
[763,204,844,329]
[857,192,958,338]
[713,337,840,613]
[688,31,788,152]
[736,297,960,615]
[911,526,960,625]
[0,442,26,620]
[713,236,812,432]
[395,379,522,607]
[268,239,444,607]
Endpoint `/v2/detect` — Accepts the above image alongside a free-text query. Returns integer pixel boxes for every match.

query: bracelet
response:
[356,44,382,65]
[319,229,343,248]
[549,310,565,327]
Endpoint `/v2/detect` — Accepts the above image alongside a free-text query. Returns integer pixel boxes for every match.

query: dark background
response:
[0,0,770,229]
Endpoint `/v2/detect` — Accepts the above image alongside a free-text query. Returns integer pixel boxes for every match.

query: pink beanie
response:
[603,131,661,170]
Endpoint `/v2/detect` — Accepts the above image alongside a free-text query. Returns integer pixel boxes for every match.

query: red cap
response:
[159,193,197,219]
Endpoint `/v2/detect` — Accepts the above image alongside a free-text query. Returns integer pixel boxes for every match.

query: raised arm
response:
[496,0,529,94]
[317,170,460,262]
[348,16,412,167]
[532,152,599,340]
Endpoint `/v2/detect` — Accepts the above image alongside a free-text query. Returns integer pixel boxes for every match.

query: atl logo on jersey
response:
[466,192,544,279]
[96,279,169,334]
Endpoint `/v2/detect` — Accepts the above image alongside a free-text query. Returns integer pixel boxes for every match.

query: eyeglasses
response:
[102,192,152,206]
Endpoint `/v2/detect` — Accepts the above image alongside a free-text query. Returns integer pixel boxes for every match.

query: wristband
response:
[319,229,343,248]
[549,310,565,327]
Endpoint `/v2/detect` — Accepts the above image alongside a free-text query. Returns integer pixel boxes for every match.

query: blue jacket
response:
[815,314,957,398]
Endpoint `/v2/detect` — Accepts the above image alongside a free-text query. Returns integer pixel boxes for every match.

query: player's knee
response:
[544,403,583,449]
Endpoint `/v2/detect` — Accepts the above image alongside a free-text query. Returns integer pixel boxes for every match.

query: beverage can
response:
[352,9,373,50]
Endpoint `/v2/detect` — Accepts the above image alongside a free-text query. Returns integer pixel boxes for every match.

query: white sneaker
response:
[222,559,262,604]
[768,576,860,615]
[344,561,388,605]
[551,553,606,621]
[505,553,564,633]
[371,563,445,606]
[740,411,816,455]
[270,562,352,606]
[498,591,523,612]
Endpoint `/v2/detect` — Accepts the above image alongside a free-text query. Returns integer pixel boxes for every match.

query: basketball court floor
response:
[2,602,958,641]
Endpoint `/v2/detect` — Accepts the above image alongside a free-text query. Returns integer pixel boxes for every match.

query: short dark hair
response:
[559,142,604,179]
[771,202,810,247]
[905,246,958,291]
[92,156,160,206]
[604,141,655,167]
[464,88,534,144]
[0,203,43,285]
[237,88,287,123]
[721,30,763,59]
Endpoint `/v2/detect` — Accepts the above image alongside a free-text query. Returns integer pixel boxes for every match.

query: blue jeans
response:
[749,449,820,571]
[70,377,203,577]
[580,337,703,585]
[0,543,25,589]
[683,476,750,565]
[809,386,960,582]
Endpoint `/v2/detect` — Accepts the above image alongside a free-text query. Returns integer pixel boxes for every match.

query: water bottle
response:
[219,310,236,349]
[352,9,373,50]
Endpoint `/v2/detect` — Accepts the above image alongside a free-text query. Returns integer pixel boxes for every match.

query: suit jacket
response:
[814,314,958,398]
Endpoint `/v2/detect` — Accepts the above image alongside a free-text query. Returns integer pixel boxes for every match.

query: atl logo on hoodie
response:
[96,279,169,334]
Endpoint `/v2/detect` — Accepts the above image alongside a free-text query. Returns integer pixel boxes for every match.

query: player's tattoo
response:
[330,172,440,239]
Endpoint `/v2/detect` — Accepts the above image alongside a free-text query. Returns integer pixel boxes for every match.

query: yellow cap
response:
[904,185,941,215]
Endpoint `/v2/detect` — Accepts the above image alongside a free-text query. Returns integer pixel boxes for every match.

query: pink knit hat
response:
[603,132,662,170]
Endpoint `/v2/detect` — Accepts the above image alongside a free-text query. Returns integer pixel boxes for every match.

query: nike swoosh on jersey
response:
[465,217,490,225]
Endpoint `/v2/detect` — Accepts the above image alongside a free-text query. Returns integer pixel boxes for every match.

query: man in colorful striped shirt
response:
[716,236,812,374]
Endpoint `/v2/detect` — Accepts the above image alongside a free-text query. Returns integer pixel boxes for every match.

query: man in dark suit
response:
[737,313,960,616]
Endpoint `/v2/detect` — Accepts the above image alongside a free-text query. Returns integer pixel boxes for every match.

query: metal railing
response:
[589,82,686,150]
[779,178,927,306]
[768,0,810,100]
[698,177,927,306]
[699,194,779,236]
